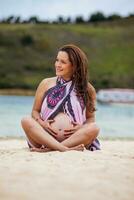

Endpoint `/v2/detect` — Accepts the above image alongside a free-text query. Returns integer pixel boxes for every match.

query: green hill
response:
[0,17,134,91]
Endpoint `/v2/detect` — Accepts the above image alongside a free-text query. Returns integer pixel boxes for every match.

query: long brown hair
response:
[58,44,95,112]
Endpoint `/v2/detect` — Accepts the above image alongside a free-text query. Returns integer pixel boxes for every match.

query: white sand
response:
[0,139,134,200]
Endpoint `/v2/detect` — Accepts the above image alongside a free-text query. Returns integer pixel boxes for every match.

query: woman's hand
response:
[64,121,82,138]
[40,119,58,138]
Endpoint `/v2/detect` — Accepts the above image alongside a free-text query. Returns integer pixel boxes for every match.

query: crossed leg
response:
[21,116,85,152]
[61,123,100,148]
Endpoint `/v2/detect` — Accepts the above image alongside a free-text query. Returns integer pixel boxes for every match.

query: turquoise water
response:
[0,95,134,138]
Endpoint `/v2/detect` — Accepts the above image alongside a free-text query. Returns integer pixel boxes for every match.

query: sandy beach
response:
[0,139,134,200]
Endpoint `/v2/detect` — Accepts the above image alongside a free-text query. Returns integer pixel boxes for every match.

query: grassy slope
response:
[0,17,134,90]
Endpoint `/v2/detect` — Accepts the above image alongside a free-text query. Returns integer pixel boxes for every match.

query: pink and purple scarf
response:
[40,76,100,151]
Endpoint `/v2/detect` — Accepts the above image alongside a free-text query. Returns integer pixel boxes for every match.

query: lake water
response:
[0,95,134,139]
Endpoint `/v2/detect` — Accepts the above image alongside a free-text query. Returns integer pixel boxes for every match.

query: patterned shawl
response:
[40,76,100,151]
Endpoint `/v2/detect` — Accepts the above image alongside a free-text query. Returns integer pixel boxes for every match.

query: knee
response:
[21,116,33,130]
[86,123,100,138]
[94,123,100,135]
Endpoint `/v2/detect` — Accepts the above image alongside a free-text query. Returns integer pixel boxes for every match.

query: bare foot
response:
[30,144,85,153]
[68,144,85,151]
[30,147,51,153]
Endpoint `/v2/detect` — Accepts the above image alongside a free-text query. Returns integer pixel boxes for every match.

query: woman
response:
[21,44,100,152]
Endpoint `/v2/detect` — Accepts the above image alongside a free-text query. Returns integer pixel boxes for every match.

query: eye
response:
[61,60,66,64]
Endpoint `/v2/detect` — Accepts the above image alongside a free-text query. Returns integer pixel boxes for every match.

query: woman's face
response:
[55,51,74,80]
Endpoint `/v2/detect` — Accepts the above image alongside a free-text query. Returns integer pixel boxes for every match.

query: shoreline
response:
[0,89,35,96]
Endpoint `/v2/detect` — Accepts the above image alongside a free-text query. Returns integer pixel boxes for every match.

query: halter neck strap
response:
[56,76,72,85]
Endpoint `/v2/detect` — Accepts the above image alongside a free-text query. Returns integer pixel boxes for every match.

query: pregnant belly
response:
[50,112,73,142]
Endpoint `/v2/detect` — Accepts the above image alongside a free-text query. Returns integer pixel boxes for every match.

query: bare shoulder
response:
[32,77,57,112]
[38,77,57,91]
[41,76,57,84]
[34,77,57,99]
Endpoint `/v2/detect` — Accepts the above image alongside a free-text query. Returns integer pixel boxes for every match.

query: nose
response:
[55,60,61,68]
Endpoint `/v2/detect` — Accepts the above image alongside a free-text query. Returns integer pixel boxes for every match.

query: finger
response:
[71,121,79,126]
[64,128,77,133]
[47,125,58,135]
[49,132,57,138]
[46,128,57,137]
[48,119,55,124]
[46,128,58,138]
[64,133,73,138]
[64,135,70,139]
[64,131,74,136]
[64,128,75,132]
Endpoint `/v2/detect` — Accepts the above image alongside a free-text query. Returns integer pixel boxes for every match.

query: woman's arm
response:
[31,78,48,122]
[31,78,59,137]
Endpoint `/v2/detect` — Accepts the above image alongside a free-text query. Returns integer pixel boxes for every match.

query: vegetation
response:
[1,12,133,24]
[0,16,134,91]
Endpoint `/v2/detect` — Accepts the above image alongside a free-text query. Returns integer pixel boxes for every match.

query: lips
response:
[56,68,63,72]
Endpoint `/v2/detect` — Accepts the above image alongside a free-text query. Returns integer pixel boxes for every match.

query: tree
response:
[89,12,106,22]
[75,16,85,23]
[127,13,134,18]
[107,14,121,21]
[6,16,15,23]
[28,16,39,24]
[14,16,21,23]
[66,17,72,24]
[57,16,64,24]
